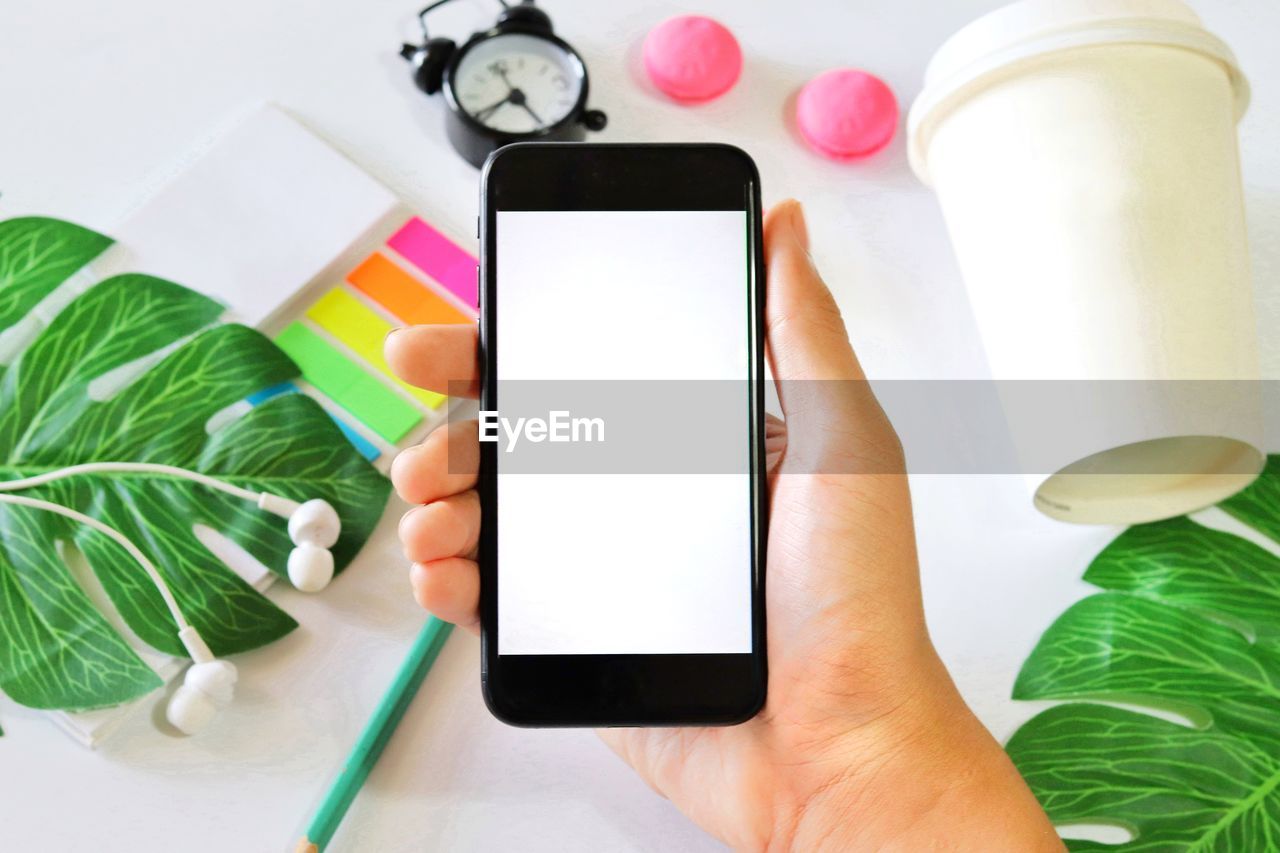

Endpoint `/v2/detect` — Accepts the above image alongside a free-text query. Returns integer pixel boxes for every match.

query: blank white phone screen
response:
[496,210,753,655]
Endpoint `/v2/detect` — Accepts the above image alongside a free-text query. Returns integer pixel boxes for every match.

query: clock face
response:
[450,33,585,135]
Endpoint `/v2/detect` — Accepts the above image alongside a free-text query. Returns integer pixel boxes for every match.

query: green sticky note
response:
[306,287,446,409]
[275,322,422,443]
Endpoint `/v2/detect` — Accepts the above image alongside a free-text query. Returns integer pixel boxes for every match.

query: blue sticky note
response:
[331,417,381,461]
[246,381,298,405]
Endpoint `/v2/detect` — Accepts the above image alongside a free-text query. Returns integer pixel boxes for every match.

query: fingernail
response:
[385,326,405,344]
[788,200,809,251]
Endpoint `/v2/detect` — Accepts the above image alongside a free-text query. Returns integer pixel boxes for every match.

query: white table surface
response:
[1,0,1277,850]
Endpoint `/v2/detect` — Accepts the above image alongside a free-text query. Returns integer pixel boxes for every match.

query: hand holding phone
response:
[385,198,1059,850]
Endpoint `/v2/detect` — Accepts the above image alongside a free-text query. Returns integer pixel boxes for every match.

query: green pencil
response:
[296,617,454,853]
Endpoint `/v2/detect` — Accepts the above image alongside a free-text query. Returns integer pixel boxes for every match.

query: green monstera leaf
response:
[1008,466,1280,850]
[0,217,391,714]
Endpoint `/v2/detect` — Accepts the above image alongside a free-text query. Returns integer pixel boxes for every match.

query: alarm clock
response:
[400,0,607,167]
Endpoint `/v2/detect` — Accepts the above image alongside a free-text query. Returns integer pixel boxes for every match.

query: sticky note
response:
[387,218,478,308]
[245,380,381,460]
[306,287,447,409]
[246,381,297,406]
[347,253,472,327]
[275,323,422,443]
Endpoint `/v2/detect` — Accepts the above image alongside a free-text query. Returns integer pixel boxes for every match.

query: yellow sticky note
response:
[306,287,446,409]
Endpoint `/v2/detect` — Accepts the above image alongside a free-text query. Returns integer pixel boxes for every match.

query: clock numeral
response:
[552,73,568,90]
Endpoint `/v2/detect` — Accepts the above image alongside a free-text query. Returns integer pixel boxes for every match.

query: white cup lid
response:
[907,0,1250,184]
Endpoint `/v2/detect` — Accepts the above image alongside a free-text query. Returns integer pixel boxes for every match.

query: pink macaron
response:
[643,15,742,102]
[796,69,899,159]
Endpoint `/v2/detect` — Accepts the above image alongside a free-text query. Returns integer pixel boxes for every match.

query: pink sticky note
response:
[387,217,478,308]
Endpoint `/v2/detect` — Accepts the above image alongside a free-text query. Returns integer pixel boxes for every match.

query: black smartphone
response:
[477,143,767,726]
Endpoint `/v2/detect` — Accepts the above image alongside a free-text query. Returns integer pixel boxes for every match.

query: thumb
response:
[764,200,901,473]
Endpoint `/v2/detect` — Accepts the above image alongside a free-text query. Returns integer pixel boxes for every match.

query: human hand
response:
[385,200,1061,851]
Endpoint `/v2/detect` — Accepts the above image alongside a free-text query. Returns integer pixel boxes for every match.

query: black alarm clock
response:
[400,0,607,167]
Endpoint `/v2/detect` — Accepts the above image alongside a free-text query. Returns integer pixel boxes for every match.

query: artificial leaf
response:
[1010,704,1280,852]
[0,502,162,709]
[1220,454,1280,548]
[1013,592,1280,749]
[0,217,111,340]
[1008,465,1280,849]
[1084,517,1280,644]
[0,217,391,712]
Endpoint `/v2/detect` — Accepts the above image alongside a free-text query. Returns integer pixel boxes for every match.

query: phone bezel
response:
[477,143,768,726]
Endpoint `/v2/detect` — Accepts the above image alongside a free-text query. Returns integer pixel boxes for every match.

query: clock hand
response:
[519,101,544,127]
[473,93,513,122]
[505,87,544,128]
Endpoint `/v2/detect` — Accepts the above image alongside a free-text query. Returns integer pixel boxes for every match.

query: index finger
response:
[385,324,480,398]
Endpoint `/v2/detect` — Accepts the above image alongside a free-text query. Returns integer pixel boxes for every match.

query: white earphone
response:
[264,494,342,592]
[168,626,239,735]
[0,462,343,735]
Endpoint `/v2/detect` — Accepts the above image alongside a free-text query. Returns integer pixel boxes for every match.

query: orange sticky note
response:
[347,253,471,326]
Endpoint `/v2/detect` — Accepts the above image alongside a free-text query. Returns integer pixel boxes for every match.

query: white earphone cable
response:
[0,462,326,654]
[0,461,261,504]
[0,492,190,631]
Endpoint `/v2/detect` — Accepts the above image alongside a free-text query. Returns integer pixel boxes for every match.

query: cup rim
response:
[907,15,1251,186]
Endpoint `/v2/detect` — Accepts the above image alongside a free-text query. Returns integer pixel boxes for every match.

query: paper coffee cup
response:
[908,0,1263,524]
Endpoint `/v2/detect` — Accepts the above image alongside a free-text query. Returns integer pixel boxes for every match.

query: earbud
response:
[288,498,342,548]
[287,543,334,593]
[167,660,238,735]
[167,626,238,735]
[257,495,342,592]
[286,499,340,592]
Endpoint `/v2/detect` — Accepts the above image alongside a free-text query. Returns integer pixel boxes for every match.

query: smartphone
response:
[477,143,767,726]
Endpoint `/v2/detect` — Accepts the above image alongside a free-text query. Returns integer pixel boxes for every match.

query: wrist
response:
[767,672,1061,851]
